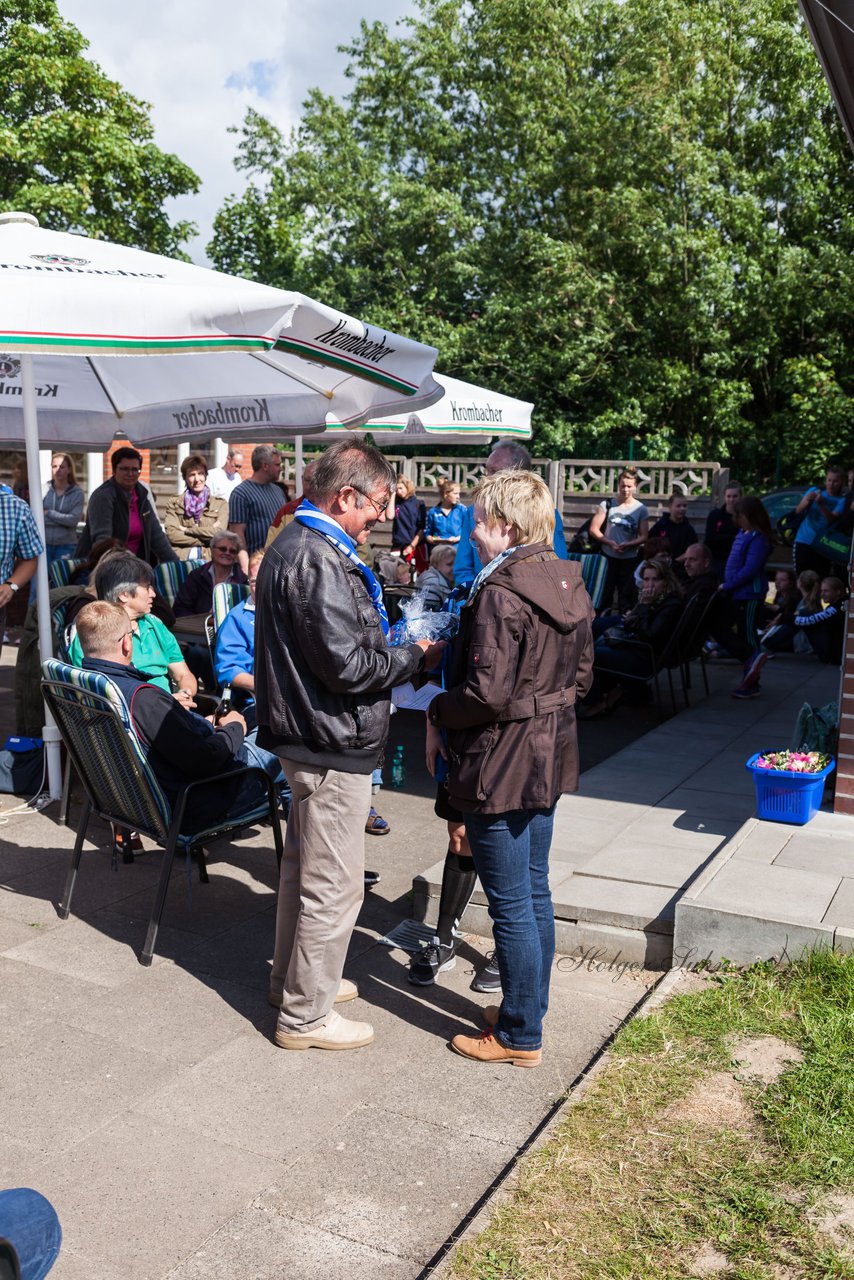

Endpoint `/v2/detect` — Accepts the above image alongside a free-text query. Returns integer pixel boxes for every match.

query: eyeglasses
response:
[350,486,390,517]
[115,465,141,475]
[214,546,238,555]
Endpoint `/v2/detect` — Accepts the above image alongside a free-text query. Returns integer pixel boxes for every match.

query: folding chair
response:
[152,560,192,608]
[567,553,610,611]
[594,603,700,713]
[42,659,283,966]
[49,557,86,588]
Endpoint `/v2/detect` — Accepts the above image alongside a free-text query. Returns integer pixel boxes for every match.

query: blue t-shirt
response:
[795,488,847,546]
[425,502,467,542]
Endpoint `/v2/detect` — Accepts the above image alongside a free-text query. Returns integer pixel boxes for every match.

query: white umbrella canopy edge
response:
[0,212,441,798]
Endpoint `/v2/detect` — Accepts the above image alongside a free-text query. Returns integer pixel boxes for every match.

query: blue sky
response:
[57,0,418,262]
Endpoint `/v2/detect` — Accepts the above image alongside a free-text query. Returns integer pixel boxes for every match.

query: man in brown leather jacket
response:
[255,440,444,1052]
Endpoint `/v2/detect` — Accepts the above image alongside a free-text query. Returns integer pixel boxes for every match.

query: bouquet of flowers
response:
[753,749,831,774]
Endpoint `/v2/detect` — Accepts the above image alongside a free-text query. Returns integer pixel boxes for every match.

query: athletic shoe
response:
[731,684,761,699]
[364,869,381,888]
[741,651,768,687]
[450,1030,540,1068]
[408,936,458,985]
[470,951,502,993]
[275,1009,374,1051]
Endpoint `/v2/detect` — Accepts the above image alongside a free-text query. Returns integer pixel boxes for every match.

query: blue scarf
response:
[467,544,530,602]
[294,499,390,637]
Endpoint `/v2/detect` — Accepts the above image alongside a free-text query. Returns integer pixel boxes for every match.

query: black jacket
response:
[82,657,244,827]
[255,520,426,772]
[173,563,248,618]
[76,479,177,567]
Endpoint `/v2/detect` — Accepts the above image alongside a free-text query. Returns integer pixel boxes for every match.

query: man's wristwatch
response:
[4,581,19,593]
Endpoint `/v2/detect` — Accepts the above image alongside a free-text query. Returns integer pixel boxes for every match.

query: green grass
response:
[451,950,854,1280]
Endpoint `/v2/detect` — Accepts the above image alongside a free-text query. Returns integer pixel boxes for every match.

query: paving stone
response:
[690,860,841,925]
[552,874,677,933]
[258,1106,512,1264]
[0,1021,174,1155]
[574,841,723,890]
[775,834,854,880]
[167,1205,416,1280]
[619,810,740,851]
[731,823,796,864]
[550,812,639,858]
[134,1031,395,1162]
[822,879,854,929]
[835,925,854,954]
[28,1112,279,1280]
[1,912,201,986]
[658,787,757,821]
[554,918,673,968]
[555,795,648,825]
[0,916,50,952]
[63,965,272,1066]
[0,957,110,1053]
[179,906,277,990]
[108,858,277,938]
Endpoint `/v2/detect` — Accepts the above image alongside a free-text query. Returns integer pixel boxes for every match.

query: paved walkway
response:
[417,653,849,966]
[0,649,653,1280]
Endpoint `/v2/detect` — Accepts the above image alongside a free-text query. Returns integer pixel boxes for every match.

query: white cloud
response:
[56,0,417,262]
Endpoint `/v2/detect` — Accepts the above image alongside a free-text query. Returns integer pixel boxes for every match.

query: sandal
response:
[365,807,390,836]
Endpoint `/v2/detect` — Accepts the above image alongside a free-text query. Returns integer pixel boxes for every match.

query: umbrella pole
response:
[295,434,304,493]
[21,355,62,800]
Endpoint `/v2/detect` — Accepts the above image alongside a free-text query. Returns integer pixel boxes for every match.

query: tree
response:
[210,0,854,482]
[0,0,198,254]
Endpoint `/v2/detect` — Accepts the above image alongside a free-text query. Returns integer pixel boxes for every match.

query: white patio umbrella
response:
[0,211,441,797]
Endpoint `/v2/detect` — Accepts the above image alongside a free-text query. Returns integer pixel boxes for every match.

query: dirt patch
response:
[811,1194,854,1255]
[729,1035,804,1084]
[691,1242,730,1275]
[663,1070,757,1134]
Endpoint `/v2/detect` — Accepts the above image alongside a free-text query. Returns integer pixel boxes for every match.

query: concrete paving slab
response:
[555,919,672,967]
[44,1249,126,1280]
[258,1106,512,1264]
[835,925,854,953]
[108,860,277,938]
[0,956,110,1053]
[804,811,854,840]
[822,879,854,928]
[573,841,722,890]
[618,810,740,850]
[0,1020,173,1155]
[549,813,639,858]
[1,851,166,924]
[775,835,854,880]
[657,787,757,821]
[552,874,677,933]
[731,823,796,864]
[688,860,841,926]
[30,1111,279,1280]
[134,1030,396,1162]
[167,1205,417,1280]
[178,906,276,991]
[553,794,649,826]
[0,916,49,952]
[2,912,201,986]
[63,965,271,1066]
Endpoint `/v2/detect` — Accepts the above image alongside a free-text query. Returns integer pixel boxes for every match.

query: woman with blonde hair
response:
[424,476,466,547]
[390,473,427,571]
[424,469,593,1066]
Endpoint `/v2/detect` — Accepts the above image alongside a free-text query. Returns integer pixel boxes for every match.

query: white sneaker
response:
[268,978,358,1009]
[275,1008,374,1051]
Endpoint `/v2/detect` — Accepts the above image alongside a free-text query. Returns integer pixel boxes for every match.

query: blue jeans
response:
[465,805,556,1050]
[0,1187,61,1279]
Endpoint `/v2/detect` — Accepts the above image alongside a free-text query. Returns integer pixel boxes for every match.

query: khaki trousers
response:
[271,762,371,1032]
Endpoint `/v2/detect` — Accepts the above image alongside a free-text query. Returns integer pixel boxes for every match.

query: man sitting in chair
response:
[75,600,278,831]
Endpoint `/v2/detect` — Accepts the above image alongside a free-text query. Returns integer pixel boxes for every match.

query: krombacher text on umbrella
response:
[314,319,396,364]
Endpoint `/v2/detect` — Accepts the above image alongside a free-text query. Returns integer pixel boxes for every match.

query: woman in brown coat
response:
[163,454,229,561]
[426,471,593,1066]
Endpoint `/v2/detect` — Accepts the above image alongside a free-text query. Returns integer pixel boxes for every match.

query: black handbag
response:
[776,509,803,547]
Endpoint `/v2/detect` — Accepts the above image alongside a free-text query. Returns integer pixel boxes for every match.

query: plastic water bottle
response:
[391,745,406,789]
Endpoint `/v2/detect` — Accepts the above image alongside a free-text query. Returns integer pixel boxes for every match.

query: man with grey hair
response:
[228,444,284,564]
[207,448,244,501]
[256,440,445,1052]
[453,439,568,586]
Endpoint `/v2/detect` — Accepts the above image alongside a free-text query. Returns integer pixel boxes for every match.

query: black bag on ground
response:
[0,739,44,795]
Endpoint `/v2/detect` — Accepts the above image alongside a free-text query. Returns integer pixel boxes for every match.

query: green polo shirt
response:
[68,614,182,692]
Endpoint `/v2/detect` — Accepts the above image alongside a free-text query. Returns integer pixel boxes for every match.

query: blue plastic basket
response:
[746,752,835,826]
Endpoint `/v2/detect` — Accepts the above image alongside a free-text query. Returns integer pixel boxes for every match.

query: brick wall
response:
[834,551,854,814]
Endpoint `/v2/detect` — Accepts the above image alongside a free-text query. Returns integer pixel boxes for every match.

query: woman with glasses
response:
[75,446,177,568]
[173,531,247,618]
[163,453,230,562]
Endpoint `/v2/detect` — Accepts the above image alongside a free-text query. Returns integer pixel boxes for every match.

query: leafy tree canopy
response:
[0,0,199,254]
[210,0,854,483]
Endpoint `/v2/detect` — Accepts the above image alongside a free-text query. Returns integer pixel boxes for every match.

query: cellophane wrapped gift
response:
[389,597,460,646]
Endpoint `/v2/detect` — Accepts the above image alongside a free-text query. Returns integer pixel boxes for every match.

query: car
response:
[760,487,804,527]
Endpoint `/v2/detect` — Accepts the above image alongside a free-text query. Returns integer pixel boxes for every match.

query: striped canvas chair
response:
[567,553,610,611]
[152,560,192,607]
[42,659,283,966]
[211,581,251,632]
[49,557,86,588]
